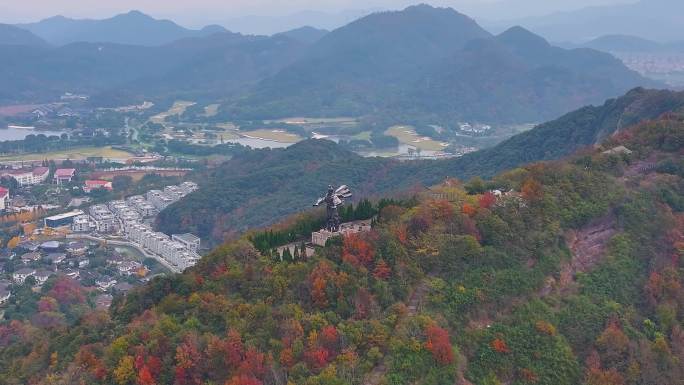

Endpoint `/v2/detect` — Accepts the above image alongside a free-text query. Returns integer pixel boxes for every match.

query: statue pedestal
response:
[311,229,336,246]
[311,220,372,246]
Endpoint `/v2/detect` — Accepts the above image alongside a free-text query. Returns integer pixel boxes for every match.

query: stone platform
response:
[311,219,372,246]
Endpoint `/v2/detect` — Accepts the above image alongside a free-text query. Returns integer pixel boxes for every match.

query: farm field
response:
[90,169,189,182]
[241,129,303,143]
[0,146,134,162]
[351,131,372,141]
[266,116,357,125]
[0,104,40,117]
[385,125,448,151]
[150,101,196,124]
[203,104,220,117]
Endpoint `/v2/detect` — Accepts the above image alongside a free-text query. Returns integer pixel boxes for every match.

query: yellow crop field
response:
[0,146,135,162]
[385,125,448,151]
[150,101,196,124]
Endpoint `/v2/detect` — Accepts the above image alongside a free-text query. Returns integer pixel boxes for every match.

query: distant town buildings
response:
[0,187,8,210]
[60,92,89,101]
[54,168,76,185]
[44,210,84,228]
[171,233,201,253]
[126,223,200,270]
[458,122,491,134]
[67,181,201,271]
[89,204,118,233]
[1,167,50,186]
[13,268,36,284]
[0,281,10,304]
[71,215,92,233]
[145,182,198,210]
[83,180,113,193]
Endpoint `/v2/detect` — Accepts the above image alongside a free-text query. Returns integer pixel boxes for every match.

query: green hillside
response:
[158,88,684,243]
[1,106,682,385]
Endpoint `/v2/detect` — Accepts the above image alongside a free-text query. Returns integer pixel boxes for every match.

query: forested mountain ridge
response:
[491,0,684,43]
[156,140,428,241]
[0,5,656,123]
[1,107,682,385]
[224,5,656,124]
[0,32,306,105]
[0,24,48,46]
[274,26,329,44]
[441,87,684,180]
[16,10,228,46]
[158,88,684,243]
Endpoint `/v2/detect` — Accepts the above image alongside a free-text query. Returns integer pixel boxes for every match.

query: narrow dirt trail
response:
[361,280,429,385]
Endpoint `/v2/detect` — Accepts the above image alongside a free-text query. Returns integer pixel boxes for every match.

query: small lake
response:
[0,126,65,141]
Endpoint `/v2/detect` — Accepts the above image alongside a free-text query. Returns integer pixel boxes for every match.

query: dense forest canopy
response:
[157,88,684,245]
[1,107,682,385]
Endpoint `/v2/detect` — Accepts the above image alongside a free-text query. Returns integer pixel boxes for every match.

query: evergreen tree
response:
[282,248,293,262]
[300,242,307,258]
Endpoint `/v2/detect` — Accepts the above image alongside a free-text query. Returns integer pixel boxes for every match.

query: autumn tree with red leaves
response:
[48,276,86,306]
[425,324,454,365]
[309,261,340,308]
[225,374,263,385]
[238,347,266,378]
[306,347,330,369]
[279,347,295,368]
[491,338,510,353]
[521,178,543,201]
[226,329,245,368]
[342,233,375,267]
[373,259,391,280]
[320,325,339,350]
[138,365,156,385]
[461,203,477,216]
[174,337,203,385]
[478,192,497,209]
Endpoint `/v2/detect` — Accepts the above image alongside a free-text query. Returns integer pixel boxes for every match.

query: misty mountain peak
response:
[497,26,550,49]
[118,10,154,20]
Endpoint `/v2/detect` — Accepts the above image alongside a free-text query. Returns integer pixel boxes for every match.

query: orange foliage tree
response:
[461,203,477,216]
[226,329,245,369]
[373,259,391,280]
[491,337,510,354]
[425,324,454,365]
[521,178,543,201]
[342,233,375,267]
[478,192,497,209]
[225,374,263,385]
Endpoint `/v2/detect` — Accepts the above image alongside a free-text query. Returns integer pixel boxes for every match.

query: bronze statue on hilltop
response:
[314,185,352,232]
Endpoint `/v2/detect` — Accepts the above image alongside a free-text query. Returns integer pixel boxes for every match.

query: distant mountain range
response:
[488,0,684,43]
[158,87,684,242]
[0,5,660,125]
[218,8,377,36]
[0,23,47,46]
[572,34,684,54]
[15,10,228,46]
[274,26,329,44]
[0,31,306,105]
[226,5,656,124]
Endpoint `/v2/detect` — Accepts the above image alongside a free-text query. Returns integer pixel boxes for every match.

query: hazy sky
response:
[0,0,635,27]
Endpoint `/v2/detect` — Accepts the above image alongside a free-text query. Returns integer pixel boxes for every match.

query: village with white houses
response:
[0,157,203,312]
